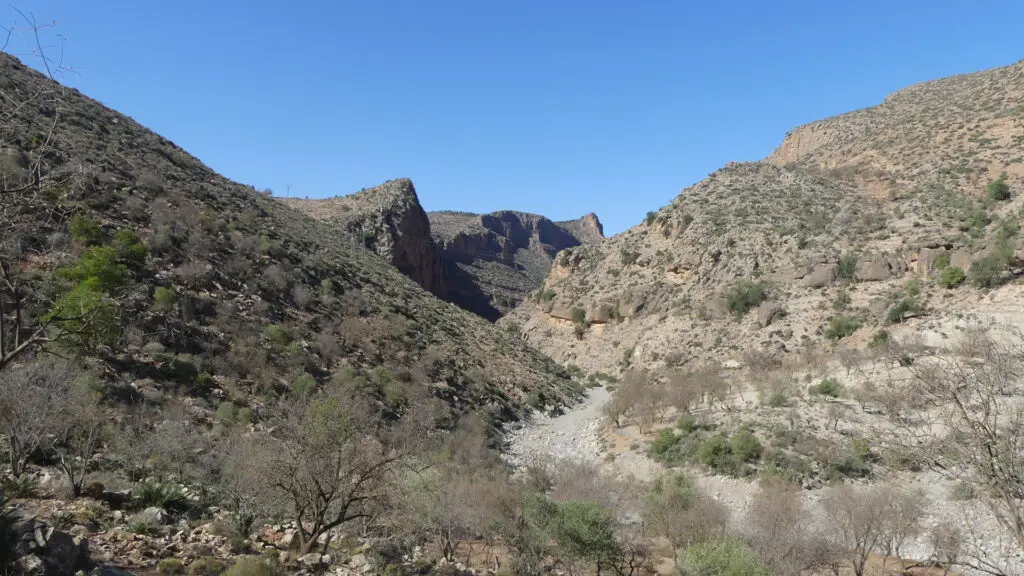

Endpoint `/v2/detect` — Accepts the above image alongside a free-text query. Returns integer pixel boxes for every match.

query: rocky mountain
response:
[284,184,605,321]
[279,179,448,299]
[429,210,604,320]
[0,50,575,422]
[505,58,1024,375]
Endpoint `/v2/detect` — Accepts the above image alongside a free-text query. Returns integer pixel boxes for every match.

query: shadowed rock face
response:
[429,210,605,320]
[282,184,603,321]
[280,179,447,299]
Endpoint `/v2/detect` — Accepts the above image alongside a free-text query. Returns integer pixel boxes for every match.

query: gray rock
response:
[133,507,169,526]
[16,554,44,575]
[801,265,835,288]
[756,301,784,328]
[91,568,138,576]
[298,552,323,566]
[42,529,83,575]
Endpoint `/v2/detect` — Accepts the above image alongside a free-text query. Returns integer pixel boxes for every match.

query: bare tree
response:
[878,486,927,572]
[240,384,434,555]
[0,360,73,477]
[53,388,108,496]
[880,329,1024,575]
[746,476,841,576]
[821,483,898,576]
[643,472,728,564]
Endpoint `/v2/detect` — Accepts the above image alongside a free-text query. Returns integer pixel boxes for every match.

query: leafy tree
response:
[544,499,621,575]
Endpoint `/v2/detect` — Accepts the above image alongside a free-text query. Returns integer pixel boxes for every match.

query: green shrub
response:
[676,415,696,432]
[70,214,104,246]
[987,172,1011,200]
[264,324,292,345]
[809,379,843,398]
[885,298,923,324]
[868,330,890,348]
[186,557,224,576]
[132,480,188,512]
[649,429,681,459]
[215,402,236,426]
[112,229,149,270]
[725,281,768,318]
[969,244,1012,288]
[291,373,317,396]
[194,372,215,389]
[157,558,185,575]
[571,307,586,325]
[697,434,735,473]
[545,500,621,570]
[836,252,858,281]
[236,407,253,425]
[824,315,859,340]
[823,439,876,481]
[153,286,178,312]
[729,429,762,462]
[933,252,950,270]
[3,476,40,498]
[645,211,657,225]
[221,556,285,576]
[939,266,966,289]
[680,537,773,576]
[538,289,556,303]
[620,248,640,266]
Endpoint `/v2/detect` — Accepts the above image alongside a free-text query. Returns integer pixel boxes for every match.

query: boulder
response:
[801,265,835,288]
[950,248,972,270]
[756,302,784,328]
[133,507,169,526]
[40,528,84,575]
[298,552,323,567]
[916,247,949,276]
[855,259,894,281]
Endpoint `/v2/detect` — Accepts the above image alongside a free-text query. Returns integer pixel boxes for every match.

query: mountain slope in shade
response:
[429,209,605,320]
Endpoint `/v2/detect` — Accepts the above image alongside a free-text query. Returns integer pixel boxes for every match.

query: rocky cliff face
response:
[281,179,447,299]
[429,211,604,320]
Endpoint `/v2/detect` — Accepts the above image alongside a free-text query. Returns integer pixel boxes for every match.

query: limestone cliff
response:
[281,179,447,299]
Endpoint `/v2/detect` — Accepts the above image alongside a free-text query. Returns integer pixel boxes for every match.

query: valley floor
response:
[504,385,1022,576]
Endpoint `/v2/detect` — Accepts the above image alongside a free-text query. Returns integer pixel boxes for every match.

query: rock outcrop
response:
[429,210,604,320]
[280,179,447,299]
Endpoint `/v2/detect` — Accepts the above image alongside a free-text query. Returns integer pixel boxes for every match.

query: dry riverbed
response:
[502,385,1023,575]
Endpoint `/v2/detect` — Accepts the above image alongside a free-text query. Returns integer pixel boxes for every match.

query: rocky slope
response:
[505,59,1024,375]
[279,179,448,299]
[429,210,604,320]
[0,50,580,423]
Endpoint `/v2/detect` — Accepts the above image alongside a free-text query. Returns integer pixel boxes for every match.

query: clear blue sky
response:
[6,1,1023,235]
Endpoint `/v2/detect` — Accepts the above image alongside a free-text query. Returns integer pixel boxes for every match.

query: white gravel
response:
[502,385,1023,575]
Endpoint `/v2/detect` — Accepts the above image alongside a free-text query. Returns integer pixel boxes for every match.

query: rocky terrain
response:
[283,191,604,321]
[279,179,448,299]
[4,17,1024,576]
[429,210,604,320]
[505,58,1024,376]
